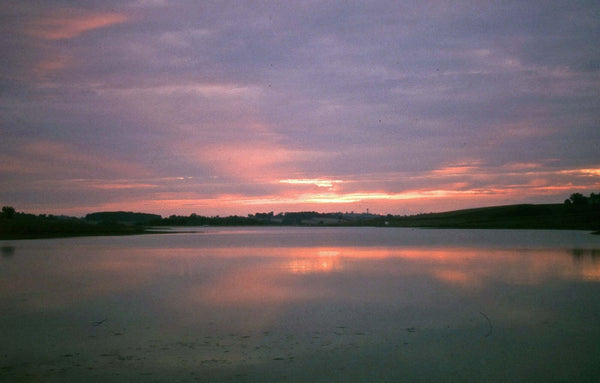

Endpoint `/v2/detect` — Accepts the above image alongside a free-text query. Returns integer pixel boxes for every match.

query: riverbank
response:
[0,218,151,240]
[2,201,598,240]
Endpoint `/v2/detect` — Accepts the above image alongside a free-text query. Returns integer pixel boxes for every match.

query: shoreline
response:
[1,225,598,241]
[2,201,598,240]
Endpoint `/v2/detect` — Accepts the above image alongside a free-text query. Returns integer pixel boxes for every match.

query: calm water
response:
[1,227,599,382]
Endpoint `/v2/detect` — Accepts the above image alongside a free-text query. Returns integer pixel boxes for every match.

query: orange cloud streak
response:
[24,9,127,40]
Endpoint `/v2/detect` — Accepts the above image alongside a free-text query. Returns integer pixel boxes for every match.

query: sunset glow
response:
[279,179,344,189]
[1,2,598,216]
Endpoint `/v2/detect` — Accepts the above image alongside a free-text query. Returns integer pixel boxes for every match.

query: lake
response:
[1,227,599,382]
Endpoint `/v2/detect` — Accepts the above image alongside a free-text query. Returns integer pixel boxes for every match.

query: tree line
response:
[564,192,600,206]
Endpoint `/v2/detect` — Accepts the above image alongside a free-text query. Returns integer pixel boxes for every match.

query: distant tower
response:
[366,208,369,215]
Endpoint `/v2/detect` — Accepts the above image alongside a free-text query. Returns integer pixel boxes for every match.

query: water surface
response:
[1,227,599,382]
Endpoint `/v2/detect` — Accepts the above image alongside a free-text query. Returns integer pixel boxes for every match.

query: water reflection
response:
[287,250,342,274]
[571,248,600,260]
[0,247,164,310]
[2,242,599,312]
[1,245,15,257]
[180,245,600,311]
[570,249,600,281]
[1,229,599,382]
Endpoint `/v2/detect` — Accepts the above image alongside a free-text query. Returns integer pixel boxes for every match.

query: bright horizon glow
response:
[279,178,344,189]
[21,170,597,217]
[3,163,598,217]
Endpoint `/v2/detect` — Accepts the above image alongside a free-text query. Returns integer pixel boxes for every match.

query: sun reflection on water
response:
[287,249,342,274]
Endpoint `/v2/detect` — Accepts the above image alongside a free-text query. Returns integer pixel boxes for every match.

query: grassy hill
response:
[379,203,600,231]
[0,212,147,240]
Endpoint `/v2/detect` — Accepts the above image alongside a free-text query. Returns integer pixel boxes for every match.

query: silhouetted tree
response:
[569,193,588,205]
[1,206,16,219]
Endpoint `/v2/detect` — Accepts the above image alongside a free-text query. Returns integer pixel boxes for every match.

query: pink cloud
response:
[190,142,303,182]
[24,9,128,40]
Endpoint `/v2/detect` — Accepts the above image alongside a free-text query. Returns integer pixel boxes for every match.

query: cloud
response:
[23,9,127,40]
[279,179,344,189]
[0,1,598,215]
[1,140,151,180]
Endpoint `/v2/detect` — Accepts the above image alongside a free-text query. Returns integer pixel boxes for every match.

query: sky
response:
[1,0,599,217]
